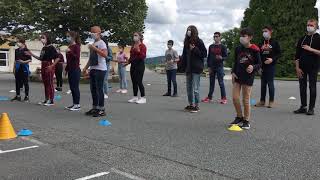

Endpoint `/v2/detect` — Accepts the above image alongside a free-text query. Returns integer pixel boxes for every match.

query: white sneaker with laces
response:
[136,97,146,104]
[69,105,81,111]
[104,94,109,99]
[128,97,139,103]
[116,89,122,93]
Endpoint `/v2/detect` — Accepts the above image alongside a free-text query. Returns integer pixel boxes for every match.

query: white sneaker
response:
[121,89,128,94]
[128,97,139,103]
[104,94,109,99]
[66,90,72,94]
[116,89,122,93]
[69,105,81,111]
[136,97,146,104]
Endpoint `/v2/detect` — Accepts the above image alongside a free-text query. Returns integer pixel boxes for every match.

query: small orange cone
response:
[0,113,17,140]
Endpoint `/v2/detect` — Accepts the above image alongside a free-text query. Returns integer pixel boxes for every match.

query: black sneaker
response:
[65,105,74,110]
[85,109,98,116]
[93,110,106,117]
[69,105,81,111]
[230,117,244,125]
[190,106,200,113]
[171,93,178,97]
[38,100,48,105]
[23,96,29,102]
[241,120,251,130]
[44,100,54,106]
[184,105,193,112]
[306,109,315,115]
[294,107,307,114]
[11,96,21,102]
[55,87,62,92]
[163,92,171,96]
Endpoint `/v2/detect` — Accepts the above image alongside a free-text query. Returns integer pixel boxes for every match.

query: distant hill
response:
[145,56,165,65]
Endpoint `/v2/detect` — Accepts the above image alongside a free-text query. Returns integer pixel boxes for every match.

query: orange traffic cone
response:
[0,113,17,140]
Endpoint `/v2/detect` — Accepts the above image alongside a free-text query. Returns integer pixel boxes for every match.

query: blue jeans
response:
[90,69,107,109]
[68,68,81,105]
[260,78,275,102]
[166,69,177,94]
[118,64,128,89]
[208,67,226,99]
[186,73,201,105]
[103,63,110,94]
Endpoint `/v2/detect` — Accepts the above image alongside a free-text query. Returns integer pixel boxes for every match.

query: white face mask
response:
[263,32,271,40]
[167,45,173,49]
[91,33,98,40]
[17,42,23,48]
[133,35,140,42]
[187,30,192,37]
[307,26,316,33]
[240,37,249,46]
[40,38,47,45]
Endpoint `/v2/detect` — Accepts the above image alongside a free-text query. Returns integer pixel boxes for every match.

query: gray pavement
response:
[0,71,320,180]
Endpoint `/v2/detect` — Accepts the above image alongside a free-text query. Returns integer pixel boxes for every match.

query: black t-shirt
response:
[259,39,281,70]
[295,33,320,71]
[15,48,31,62]
[40,45,58,62]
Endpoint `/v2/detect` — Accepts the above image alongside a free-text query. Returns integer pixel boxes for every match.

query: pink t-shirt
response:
[117,52,126,63]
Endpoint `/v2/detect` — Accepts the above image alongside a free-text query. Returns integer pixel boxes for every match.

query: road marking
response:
[110,168,146,180]
[20,137,46,146]
[0,145,39,154]
[74,172,110,180]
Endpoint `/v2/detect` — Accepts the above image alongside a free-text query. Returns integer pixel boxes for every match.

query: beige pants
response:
[232,82,252,121]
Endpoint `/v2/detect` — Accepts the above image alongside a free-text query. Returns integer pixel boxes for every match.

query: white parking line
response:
[74,172,110,180]
[110,168,146,180]
[0,145,39,154]
[20,137,47,146]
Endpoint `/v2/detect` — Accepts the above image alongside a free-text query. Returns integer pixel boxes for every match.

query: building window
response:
[81,52,89,58]
[0,51,8,66]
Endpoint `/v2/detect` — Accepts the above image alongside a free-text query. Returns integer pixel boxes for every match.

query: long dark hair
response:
[17,36,27,48]
[67,31,81,45]
[41,32,52,46]
[184,25,199,46]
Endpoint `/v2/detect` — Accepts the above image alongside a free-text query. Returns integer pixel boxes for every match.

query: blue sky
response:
[144,0,320,57]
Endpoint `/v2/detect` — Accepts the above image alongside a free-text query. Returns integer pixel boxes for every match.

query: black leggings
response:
[15,67,29,96]
[130,60,145,97]
[55,63,63,88]
[299,69,318,109]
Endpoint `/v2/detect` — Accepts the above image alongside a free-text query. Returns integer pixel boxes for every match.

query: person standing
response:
[55,47,64,92]
[102,40,113,99]
[294,19,320,116]
[127,32,147,104]
[255,26,281,108]
[115,45,128,94]
[180,25,207,113]
[83,26,108,117]
[229,28,262,130]
[11,37,32,102]
[65,31,81,111]
[26,33,60,106]
[163,40,179,97]
[202,32,228,104]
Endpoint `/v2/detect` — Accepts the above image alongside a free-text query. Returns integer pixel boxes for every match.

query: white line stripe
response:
[20,137,46,146]
[0,145,39,154]
[74,172,110,180]
[110,168,146,180]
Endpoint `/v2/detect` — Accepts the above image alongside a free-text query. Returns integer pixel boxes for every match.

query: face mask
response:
[66,37,72,43]
[16,42,23,48]
[167,45,173,49]
[263,32,271,40]
[187,30,192,37]
[91,33,98,40]
[240,37,249,46]
[307,26,316,33]
[40,38,47,44]
[133,36,140,42]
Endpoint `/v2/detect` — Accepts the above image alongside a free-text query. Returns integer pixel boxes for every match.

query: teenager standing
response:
[163,40,179,97]
[55,47,64,92]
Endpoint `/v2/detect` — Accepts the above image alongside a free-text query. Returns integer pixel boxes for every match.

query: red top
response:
[66,44,81,71]
[130,43,147,61]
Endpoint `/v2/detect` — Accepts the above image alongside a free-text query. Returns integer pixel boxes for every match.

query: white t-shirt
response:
[90,40,108,71]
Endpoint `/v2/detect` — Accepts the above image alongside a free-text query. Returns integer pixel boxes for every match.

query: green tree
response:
[221,27,240,67]
[0,0,148,45]
[239,0,318,77]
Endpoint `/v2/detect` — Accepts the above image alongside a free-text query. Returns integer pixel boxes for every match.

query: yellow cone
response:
[0,113,17,140]
[228,124,243,132]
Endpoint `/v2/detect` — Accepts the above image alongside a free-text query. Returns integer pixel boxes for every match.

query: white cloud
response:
[146,0,178,24]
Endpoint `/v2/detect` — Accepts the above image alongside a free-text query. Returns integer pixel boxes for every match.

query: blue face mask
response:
[66,37,72,43]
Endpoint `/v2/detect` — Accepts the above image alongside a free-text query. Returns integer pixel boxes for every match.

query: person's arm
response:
[253,50,262,71]
[26,51,41,60]
[135,44,147,60]
[270,41,281,65]
[221,45,228,61]
[89,44,107,58]
[207,46,212,68]
[301,45,320,56]
[173,50,179,62]
[192,40,207,59]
